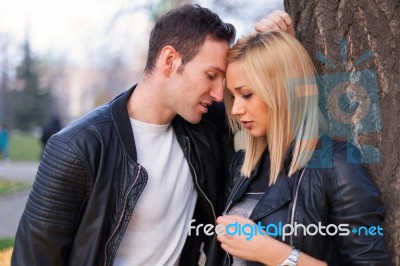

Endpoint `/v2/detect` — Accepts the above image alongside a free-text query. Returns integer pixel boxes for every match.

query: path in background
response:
[0,161,38,238]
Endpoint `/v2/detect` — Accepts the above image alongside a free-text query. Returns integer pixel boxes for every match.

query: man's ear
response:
[159,46,180,77]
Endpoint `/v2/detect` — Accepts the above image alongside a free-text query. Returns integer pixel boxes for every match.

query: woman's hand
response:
[255,10,296,37]
[216,215,291,265]
[216,215,327,266]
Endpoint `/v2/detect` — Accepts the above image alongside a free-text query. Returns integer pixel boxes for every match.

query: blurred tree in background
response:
[111,0,282,32]
[2,0,284,130]
[0,33,12,129]
[10,36,54,131]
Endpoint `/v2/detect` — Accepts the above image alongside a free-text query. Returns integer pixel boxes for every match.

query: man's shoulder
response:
[59,88,132,139]
[57,103,115,142]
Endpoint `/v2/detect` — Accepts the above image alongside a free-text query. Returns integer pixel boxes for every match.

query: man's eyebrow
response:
[210,67,226,75]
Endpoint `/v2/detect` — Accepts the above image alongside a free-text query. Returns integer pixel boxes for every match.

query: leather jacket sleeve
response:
[12,135,89,266]
[328,142,392,265]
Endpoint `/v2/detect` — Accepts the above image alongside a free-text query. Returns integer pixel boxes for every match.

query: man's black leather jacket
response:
[12,86,234,266]
[223,135,393,266]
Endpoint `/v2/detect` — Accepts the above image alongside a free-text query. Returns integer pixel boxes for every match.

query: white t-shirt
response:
[113,118,198,266]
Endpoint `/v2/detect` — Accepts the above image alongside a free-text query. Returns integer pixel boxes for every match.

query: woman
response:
[217,31,392,265]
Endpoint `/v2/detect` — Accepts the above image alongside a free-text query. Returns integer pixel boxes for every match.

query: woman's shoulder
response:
[309,135,377,190]
[309,134,363,169]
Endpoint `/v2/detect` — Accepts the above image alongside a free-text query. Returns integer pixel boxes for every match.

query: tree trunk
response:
[284,0,400,264]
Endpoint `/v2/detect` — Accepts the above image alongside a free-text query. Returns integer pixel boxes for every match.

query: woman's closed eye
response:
[242,93,253,99]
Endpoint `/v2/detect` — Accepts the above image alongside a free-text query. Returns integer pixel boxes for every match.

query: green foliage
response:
[9,133,41,162]
[0,178,31,197]
[0,238,14,251]
[10,37,54,131]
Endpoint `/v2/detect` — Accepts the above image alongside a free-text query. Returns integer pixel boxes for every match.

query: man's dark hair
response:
[144,4,236,74]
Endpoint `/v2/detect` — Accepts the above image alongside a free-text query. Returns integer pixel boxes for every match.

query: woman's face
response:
[226,61,270,137]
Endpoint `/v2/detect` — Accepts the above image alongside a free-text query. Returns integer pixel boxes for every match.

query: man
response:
[12,5,293,265]
[40,116,62,149]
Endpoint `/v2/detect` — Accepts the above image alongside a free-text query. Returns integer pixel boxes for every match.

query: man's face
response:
[166,37,230,124]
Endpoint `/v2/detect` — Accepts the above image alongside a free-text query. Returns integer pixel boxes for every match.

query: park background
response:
[0,0,399,265]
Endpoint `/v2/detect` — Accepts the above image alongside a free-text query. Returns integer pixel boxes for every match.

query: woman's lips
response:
[241,121,253,129]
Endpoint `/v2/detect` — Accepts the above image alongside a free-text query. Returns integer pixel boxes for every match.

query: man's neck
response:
[127,77,175,125]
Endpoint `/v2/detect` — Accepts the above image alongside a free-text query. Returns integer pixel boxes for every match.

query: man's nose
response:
[210,83,224,102]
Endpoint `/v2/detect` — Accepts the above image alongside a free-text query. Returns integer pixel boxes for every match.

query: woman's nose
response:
[231,100,245,115]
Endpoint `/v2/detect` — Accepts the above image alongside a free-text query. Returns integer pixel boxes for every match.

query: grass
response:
[0,239,14,251]
[8,133,42,162]
[0,238,13,266]
[0,178,31,197]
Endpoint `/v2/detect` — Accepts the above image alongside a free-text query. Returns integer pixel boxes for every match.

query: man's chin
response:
[182,114,202,124]
[189,117,202,124]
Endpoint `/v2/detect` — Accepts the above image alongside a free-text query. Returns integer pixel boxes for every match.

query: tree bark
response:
[284,0,400,264]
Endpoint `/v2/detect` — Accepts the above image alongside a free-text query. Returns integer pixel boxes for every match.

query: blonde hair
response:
[224,31,322,185]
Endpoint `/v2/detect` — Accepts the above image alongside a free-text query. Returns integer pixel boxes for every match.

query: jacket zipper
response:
[222,176,247,266]
[223,200,234,216]
[185,136,216,222]
[186,137,227,264]
[289,169,306,247]
[104,165,142,266]
[222,177,246,215]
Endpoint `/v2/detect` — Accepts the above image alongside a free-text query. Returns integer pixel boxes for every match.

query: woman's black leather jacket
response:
[223,136,393,266]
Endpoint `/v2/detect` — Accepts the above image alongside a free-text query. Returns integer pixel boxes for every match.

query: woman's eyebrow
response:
[234,85,246,91]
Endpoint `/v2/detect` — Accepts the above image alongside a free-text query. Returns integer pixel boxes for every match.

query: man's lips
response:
[199,102,211,113]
